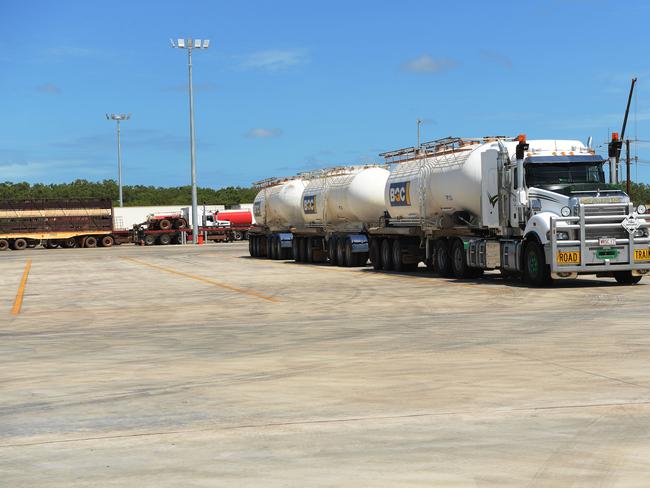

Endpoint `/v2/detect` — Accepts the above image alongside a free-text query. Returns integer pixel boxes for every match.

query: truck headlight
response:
[561,206,571,217]
[557,231,570,240]
[637,204,647,214]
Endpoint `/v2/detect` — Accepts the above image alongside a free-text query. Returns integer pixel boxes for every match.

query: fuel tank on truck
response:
[252,177,307,231]
[382,137,511,228]
[301,165,389,231]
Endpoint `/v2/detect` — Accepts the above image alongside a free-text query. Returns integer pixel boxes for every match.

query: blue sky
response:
[2,0,650,187]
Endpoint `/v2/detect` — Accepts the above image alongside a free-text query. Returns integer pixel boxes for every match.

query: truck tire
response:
[174,218,188,229]
[299,237,307,262]
[158,234,171,245]
[336,239,345,267]
[344,239,355,267]
[369,239,382,270]
[275,236,283,260]
[144,234,156,246]
[381,239,393,271]
[159,219,172,230]
[523,240,551,287]
[451,239,469,279]
[292,237,300,261]
[232,231,243,241]
[328,237,338,265]
[84,236,98,248]
[306,237,314,262]
[0,239,9,251]
[44,240,60,249]
[355,252,369,267]
[27,240,39,248]
[434,239,452,277]
[613,271,643,285]
[100,235,114,247]
[249,236,255,256]
[12,238,28,251]
[62,237,77,249]
[392,239,404,272]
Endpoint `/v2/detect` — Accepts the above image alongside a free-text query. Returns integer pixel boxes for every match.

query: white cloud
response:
[241,49,308,71]
[480,50,513,69]
[401,55,456,74]
[245,128,283,139]
[36,83,61,94]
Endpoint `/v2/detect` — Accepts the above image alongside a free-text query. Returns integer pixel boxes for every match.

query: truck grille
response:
[583,205,629,240]
[584,206,627,216]
[585,227,629,240]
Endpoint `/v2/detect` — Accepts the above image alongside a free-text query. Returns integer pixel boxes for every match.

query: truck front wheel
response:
[524,241,551,287]
[613,271,642,285]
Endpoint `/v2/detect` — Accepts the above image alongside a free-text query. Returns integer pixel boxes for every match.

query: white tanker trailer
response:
[291,165,390,266]
[368,135,649,285]
[248,176,307,259]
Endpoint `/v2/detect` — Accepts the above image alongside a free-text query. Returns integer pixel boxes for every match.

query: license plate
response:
[634,248,650,261]
[599,238,617,246]
[557,251,580,265]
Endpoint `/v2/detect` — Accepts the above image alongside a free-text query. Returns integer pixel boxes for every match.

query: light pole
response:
[170,37,210,245]
[105,113,131,207]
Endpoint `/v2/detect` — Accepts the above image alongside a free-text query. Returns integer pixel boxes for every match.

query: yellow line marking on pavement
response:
[12,260,32,316]
[122,257,278,303]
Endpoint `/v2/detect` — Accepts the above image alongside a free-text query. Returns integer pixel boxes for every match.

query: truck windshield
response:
[525,162,606,188]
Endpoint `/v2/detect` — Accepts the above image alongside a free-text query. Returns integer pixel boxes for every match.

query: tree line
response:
[0,180,258,206]
[1,179,649,207]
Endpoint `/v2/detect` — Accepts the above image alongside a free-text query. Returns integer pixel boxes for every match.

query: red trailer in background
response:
[215,210,253,226]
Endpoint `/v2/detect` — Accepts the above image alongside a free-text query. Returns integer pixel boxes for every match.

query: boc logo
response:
[303,195,317,214]
[389,181,411,206]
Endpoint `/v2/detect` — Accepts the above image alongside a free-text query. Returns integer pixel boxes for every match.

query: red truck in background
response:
[204,209,254,241]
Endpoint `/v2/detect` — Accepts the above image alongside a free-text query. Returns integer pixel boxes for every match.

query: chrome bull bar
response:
[549,202,650,273]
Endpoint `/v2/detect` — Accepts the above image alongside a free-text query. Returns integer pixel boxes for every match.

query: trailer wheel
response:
[344,239,355,267]
[144,234,156,246]
[334,239,344,267]
[369,239,382,270]
[174,218,188,229]
[249,236,255,256]
[83,236,98,248]
[232,231,243,241]
[381,239,393,271]
[392,239,404,272]
[451,239,469,279]
[434,239,452,277]
[27,240,39,248]
[327,237,338,265]
[296,237,306,262]
[44,240,59,249]
[275,236,283,260]
[613,271,642,285]
[100,235,114,248]
[0,239,9,251]
[61,237,77,249]
[158,219,172,230]
[158,234,171,245]
[12,238,28,251]
[523,240,551,287]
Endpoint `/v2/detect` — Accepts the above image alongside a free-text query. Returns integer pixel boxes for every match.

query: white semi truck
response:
[249,135,649,286]
[369,135,649,285]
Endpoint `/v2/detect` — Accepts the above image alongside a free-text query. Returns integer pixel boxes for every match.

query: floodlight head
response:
[202,39,210,49]
[178,38,185,48]
[194,39,201,48]
[170,38,176,48]
[105,113,110,120]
